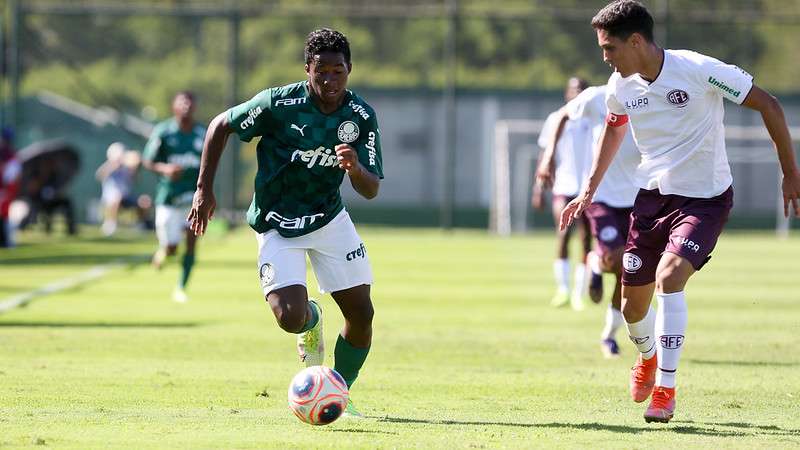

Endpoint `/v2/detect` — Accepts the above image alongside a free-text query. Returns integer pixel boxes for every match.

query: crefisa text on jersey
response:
[366,131,377,166]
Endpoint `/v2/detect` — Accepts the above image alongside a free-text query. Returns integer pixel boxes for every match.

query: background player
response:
[143,91,205,303]
[533,77,593,311]
[553,83,640,358]
[561,0,800,423]
[187,29,383,418]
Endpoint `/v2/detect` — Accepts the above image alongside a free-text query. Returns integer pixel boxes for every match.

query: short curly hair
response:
[304,28,351,65]
[591,1,654,42]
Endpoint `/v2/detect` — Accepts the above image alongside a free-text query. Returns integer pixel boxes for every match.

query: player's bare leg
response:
[644,252,693,423]
[267,285,324,366]
[331,284,374,417]
[153,244,177,270]
[599,247,625,357]
[570,215,592,311]
[550,196,573,308]
[172,230,197,303]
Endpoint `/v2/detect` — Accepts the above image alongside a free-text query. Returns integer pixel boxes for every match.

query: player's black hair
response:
[591,0,655,43]
[174,90,196,102]
[304,28,351,65]
[570,77,590,91]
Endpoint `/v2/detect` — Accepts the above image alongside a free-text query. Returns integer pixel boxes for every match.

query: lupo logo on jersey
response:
[666,89,690,107]
[624,97,649,110]
[338,121,360,143]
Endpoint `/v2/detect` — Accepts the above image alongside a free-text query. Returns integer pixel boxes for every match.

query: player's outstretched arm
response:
[536,108,568,190]
[559,122,626,231]
[741,85,800,217]
[188,112,234,235]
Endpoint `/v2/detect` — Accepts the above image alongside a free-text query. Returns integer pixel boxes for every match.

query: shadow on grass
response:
[373,417,798,437]
[687,359,799,367]
[328,428,399,435]
[0,321,201,328]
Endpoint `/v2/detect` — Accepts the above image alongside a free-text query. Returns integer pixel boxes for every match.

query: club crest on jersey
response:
[338,121,360,143]
[622,252,643,273]
[259,263,275,287]
[666,89,690,108]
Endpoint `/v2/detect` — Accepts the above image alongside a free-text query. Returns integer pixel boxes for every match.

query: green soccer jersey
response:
[142,118,206,207]
[228,81,384,238]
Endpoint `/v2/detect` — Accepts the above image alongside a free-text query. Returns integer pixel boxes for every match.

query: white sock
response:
[588,251,603,275]
[572,263,587,299]
[601,305,624,340]
[626,307,656,360]
[655,291,688,388]
[553,259,570,293]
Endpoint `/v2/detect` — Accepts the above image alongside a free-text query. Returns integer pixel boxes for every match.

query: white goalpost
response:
[491,120,798,237]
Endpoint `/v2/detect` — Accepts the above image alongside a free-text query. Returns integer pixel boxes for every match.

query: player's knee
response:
[273,307,305,333]
[655,266,688,292]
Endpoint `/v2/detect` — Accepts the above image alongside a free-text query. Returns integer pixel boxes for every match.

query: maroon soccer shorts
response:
[584,202,633,257]
[621,187,734,286]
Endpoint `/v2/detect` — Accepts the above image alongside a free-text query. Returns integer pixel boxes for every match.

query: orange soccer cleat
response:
[644,386,676,423]
[629,353,657,403]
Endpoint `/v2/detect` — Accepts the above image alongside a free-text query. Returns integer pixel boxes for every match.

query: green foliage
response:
[9,0,800,118]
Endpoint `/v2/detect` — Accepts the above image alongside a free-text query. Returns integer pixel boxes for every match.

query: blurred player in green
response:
[143,91,206,303]
[188,29,383,418]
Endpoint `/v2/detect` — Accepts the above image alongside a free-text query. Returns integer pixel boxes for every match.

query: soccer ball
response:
[287,365,349,425]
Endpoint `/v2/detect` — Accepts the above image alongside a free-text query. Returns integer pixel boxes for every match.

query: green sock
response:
[179,253,195,289]
[298,300,319,333]
[334,334,370,388]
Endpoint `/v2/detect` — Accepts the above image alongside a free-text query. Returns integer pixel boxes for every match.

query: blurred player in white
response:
[561,0,800,423]
[533,77,593,311]
[554,84,640,358]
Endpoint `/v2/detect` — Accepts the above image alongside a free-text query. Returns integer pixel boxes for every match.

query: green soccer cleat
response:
[297,299,324,367]
[341,400,363,419]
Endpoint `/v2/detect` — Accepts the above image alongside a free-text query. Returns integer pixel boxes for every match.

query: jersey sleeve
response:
[605,76,626,116]
[142,125,165,163]
[537,113,557,149]
[227,89,274,142]
[566,86,599,121]
[697,54,754,105]
[355,112,384,179]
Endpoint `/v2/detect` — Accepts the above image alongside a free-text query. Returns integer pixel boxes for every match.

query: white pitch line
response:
[0,257,143,314]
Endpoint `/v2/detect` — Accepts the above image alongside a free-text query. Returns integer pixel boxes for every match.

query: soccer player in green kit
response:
[143,91,206,303]
[188,29,383,417]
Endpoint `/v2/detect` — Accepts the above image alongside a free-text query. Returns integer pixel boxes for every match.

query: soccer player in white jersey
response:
[561,0,800,423]
[533,77,593,311]
[553,84,641,358]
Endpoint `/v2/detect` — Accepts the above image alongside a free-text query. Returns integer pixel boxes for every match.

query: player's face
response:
[597,29,636,77]
[306,52,351,107]
[172,94,195,122]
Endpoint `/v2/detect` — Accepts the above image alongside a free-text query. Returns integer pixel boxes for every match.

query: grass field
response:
[1,226,799,449]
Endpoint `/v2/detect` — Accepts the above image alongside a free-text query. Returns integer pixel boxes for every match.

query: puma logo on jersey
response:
[291,146,338,169]
[291,124,307,136]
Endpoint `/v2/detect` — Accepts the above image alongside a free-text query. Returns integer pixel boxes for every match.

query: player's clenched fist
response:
[335,144,360,173]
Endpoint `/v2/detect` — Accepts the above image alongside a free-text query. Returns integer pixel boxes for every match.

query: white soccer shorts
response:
[255,209,373,295]
[155,204,190,247]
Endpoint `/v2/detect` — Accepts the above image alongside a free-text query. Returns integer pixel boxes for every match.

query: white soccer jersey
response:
[537,110,593,197]
[606,49,754,198]
[567,85,640,207]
